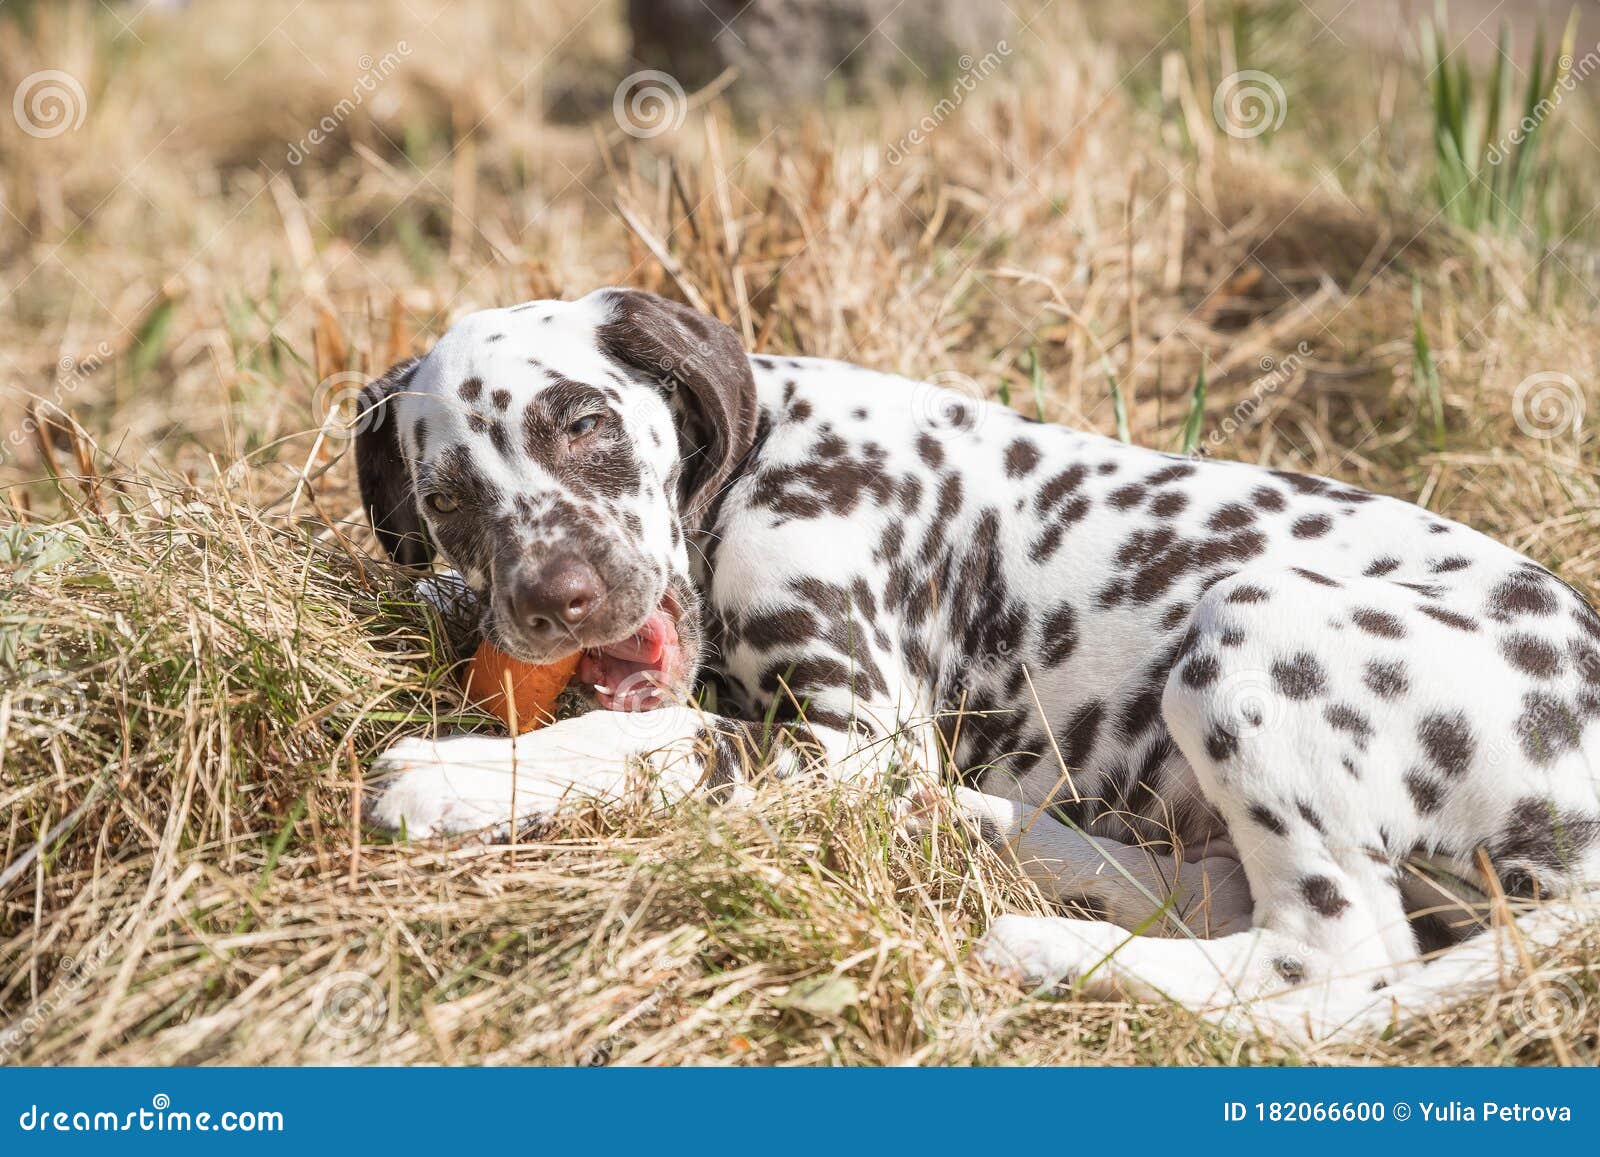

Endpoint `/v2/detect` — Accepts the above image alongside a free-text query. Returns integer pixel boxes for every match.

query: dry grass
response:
[2,0,1598,1065]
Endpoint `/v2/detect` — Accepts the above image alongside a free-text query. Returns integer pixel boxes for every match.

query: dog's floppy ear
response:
[595,288,758,538]
[354,355,433,568]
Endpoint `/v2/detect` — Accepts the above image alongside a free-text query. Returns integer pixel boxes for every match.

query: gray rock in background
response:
[627,0,1019,107]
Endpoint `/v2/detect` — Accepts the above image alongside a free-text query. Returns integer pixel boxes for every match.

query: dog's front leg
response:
[365,708,862,839]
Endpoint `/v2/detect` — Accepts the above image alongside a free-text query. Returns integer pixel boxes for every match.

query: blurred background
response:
[1,0,1596,510]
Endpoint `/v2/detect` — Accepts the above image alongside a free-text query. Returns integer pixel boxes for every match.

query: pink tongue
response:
[577,611,683,711]
[600,611,672,664]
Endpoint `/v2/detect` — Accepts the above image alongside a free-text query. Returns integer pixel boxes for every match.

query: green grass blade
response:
[1029,346,1047,420]
[1411,279,1445,451]
[1179,356,1208,455]
[1103,357,1130,444]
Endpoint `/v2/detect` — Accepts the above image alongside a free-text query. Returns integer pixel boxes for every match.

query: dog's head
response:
[355,288,758,708]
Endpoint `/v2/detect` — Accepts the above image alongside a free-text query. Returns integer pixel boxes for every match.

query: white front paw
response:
[366,736,525,838]
[365,769,505,839]
[976,914,1123,993]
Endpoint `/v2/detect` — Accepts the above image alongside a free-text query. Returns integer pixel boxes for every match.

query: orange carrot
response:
[462,641,579,734]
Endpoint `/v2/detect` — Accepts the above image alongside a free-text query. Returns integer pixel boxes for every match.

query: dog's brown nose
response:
[510,557,601,632]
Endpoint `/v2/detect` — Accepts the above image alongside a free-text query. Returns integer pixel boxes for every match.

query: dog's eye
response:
[567,415,599,439]
[426,493,459,514]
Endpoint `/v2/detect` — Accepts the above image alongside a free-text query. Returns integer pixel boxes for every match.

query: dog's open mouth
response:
[576,592,686,712]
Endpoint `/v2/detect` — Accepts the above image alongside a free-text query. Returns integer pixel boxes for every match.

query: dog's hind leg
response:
[982,561,1600,1039]
[975,835,1409,1024]
[906,786,1254,937]
[976,778,1415,1015]
[979,570,1442,1025]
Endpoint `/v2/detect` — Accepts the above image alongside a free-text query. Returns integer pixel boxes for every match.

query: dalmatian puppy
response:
[358,287,1600,1039]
